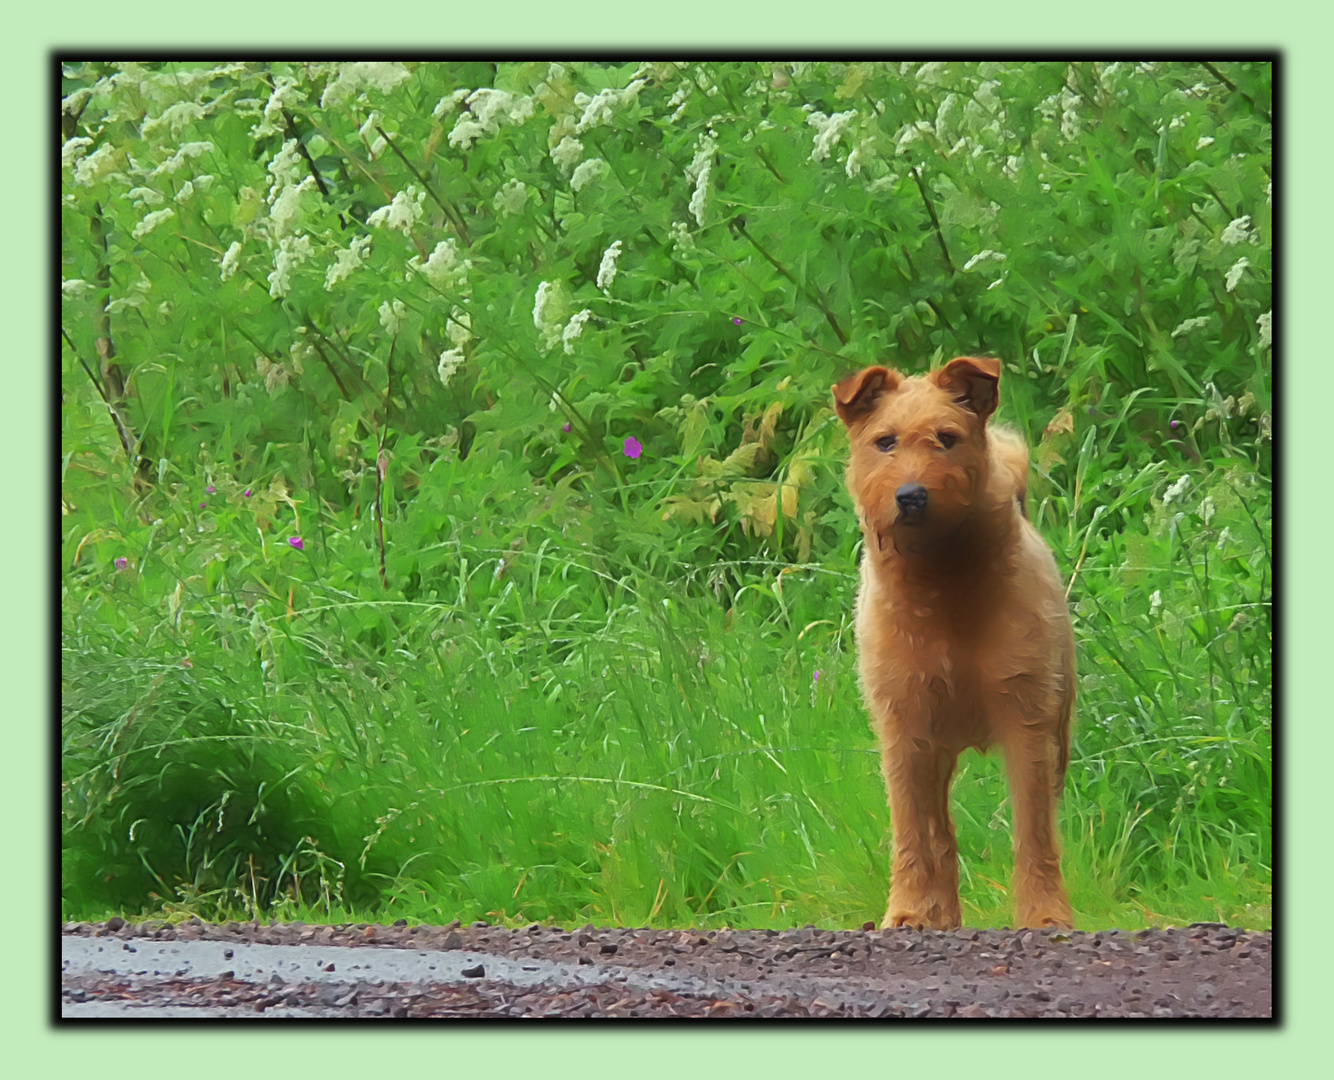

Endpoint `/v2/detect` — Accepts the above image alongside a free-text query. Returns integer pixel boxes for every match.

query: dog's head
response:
[832,356,1001,557]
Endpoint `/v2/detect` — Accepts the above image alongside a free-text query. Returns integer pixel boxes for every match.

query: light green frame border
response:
[32,14,1305,1076]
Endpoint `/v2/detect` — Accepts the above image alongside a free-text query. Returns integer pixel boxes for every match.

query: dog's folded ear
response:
[833,366,900,425]
[934,356,1001,421]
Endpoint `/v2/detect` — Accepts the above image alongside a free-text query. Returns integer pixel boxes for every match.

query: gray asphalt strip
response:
[61,934,753,1017]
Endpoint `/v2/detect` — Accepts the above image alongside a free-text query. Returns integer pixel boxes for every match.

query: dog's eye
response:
[875,434,897,452]
[937,432,958,449]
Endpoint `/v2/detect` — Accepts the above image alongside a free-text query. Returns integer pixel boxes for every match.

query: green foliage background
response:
[61,60,1271,930]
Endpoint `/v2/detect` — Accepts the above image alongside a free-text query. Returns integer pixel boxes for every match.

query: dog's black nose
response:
[895,484,928,516]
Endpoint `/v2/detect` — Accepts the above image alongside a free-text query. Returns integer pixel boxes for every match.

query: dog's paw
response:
[883,909,962,931]
[1016,905,1074,931]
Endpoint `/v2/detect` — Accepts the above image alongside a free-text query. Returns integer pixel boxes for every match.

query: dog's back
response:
[989,424,1031,518]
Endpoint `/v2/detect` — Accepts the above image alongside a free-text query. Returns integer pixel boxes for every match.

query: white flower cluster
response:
[62,279,93,299]
[448,89,534,150]
[533,281,564,351]
[807,109,857,163]
[323,234,372,290]
[106,291,147,317]
[409,238,473,289]
[934,94,958,143]
[151,141,214,179]
[597,241,623,292]
[666,82,692,124]
[73,143,119,186]
[533,281,553,330]
[446,306,472,348]
[379,298,406,335]
[1225,257,1250,292]
[320,63,412,109]
[438,348,464,387]
[573,79,646,134]
[570,158,606,192]
[140,101,209,141]
[253,74,306,139]
[432,88,472,119]
[132,207,175,239]
[62,136,93,170]
[493,178,529,216]
[256,354,292,393]
[963,250,1007,272]
[1221,215,1255,246]
[669,220,695,253]
[270,175,315,237]
[174,175,214,204]
[686,135,716,228]
[837,140,869,176]
[1162,475,1191,506]
[551,136,585,176]
[536,280,589,352]
[1256,310,1272,350]
[127,186,164,208]
[358,110,386,158]
[1058,87,1081,141]
[268,234,313,298]
[266,138,303,197]
[562,309,593,354]
[1039,86,1082,142]
[367,186,426,233]
[964,80,1003,137]
[219,241,243,281]
[259,139,314,236]
[1196,136,1216,150]
[894,121,933,156]
[1171,315,1211,338]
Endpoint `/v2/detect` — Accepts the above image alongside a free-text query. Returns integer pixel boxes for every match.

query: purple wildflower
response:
[114,557,128,571]
[623,436,643,460]
[563,423,571,433]
[199,501,207,509]
[813,670,822,685]
[732,317,743,325]
[206,485,215,494]
[289,536,304,551]
[244,489,253,497]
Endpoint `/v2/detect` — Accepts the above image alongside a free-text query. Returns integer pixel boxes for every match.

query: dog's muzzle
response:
[895,483,928,520]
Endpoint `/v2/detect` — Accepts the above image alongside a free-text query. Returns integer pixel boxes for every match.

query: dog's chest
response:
[853,568,1011,737]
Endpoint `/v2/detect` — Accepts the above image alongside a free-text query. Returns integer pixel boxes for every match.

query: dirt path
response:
[61,919,1271,1019]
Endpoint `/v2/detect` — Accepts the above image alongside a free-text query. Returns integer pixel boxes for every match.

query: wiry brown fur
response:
[832,357,1075,930]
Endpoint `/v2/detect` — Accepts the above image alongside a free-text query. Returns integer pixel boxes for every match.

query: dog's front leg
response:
[879,733,963,930]
[1002,725,1074,929]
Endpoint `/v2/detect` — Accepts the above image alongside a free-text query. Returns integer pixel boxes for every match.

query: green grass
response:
[61,459,1271,931]
[60,60,1271,933]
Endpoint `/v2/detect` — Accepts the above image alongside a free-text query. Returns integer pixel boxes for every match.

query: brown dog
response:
[833,357,1075,930]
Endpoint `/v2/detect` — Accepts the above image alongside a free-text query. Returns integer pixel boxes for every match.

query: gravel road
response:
[61,918,1272,1019]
